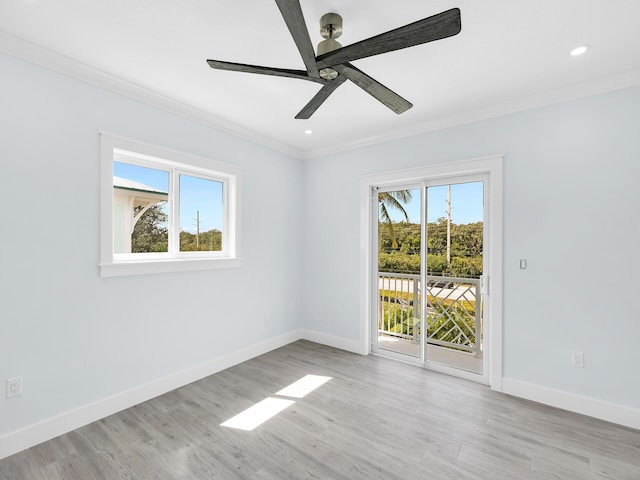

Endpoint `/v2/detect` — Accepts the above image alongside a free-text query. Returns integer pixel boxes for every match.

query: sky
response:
[115,162,481,230]
[114,162,223,232]
[385,181,484,224]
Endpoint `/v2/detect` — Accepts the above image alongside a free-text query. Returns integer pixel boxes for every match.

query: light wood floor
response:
[2,340,639,479]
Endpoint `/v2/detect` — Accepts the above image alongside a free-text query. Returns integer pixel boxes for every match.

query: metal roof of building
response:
[113,176,167,195]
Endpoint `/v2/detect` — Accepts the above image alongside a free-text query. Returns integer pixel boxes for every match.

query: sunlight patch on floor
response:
[221,374,332,431]
[276,374,332,398]
[221,397,294,431]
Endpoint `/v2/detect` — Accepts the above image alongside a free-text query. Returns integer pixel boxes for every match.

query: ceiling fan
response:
[206,1,461,119]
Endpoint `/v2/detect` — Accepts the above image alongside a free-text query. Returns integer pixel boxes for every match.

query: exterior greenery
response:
[378,219,483,277]
[180,229,222,251]
[131,204,169,253]
[131,204,222,253]
[378,203,483,351]
[378,190,412,248]
[380,301,477,352]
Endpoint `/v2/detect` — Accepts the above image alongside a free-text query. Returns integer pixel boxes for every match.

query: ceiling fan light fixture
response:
[570,45,590,56]
[317,38,342,56]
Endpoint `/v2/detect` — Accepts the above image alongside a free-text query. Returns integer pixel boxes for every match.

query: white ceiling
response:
[2,0,640,158]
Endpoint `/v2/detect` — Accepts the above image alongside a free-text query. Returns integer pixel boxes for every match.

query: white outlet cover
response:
[6,377,23,398]
[571,351,584,368]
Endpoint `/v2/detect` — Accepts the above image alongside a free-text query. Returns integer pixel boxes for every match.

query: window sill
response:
[100,257,242,277]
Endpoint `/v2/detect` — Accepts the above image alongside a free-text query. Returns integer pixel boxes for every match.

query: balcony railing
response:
[378,272,482,357]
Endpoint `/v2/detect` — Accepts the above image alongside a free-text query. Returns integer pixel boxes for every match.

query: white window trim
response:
[100,133,242,277]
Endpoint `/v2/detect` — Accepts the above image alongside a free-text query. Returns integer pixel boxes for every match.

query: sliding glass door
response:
[375,186,423,359]
[372,174,488,381]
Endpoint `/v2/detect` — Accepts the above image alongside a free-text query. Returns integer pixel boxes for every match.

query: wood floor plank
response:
[531,454,593,480]
[456,444,534,479]
[1,340,639,479]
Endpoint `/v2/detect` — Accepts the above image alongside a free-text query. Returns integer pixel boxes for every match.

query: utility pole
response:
[446,184,451,265]
[194,210,201,247]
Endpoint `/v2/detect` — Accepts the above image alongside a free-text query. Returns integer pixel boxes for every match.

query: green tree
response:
[131,203,168,253]
[180,229,222,251]
[379,222,421,254]
[426,218,448,255]
[378,220,483,277]
[452,222,483,257]
[378,190,412,249]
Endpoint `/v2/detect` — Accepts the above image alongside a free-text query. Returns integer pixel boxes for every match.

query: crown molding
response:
[3,31,639,162]
[302,68,640,159]
[0,31,303,159]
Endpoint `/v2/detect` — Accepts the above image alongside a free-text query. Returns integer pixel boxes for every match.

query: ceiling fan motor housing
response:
[319,13,343,39]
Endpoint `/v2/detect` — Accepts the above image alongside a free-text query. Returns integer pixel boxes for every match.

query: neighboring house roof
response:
[113,176,168,195]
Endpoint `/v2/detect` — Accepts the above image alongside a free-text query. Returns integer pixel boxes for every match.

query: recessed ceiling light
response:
[570,45,590,56]
[304,129,313,135]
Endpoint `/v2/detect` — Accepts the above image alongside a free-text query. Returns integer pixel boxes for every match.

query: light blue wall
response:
[302,86,640,409]
[2,48,639,438]
[0,52,304,435]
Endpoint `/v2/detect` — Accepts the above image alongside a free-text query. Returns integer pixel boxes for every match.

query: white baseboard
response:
[0,329,365,460]
[502,378,640,431]
[0,330,302,460]
[6,336,636,461]
[300,329,363,354]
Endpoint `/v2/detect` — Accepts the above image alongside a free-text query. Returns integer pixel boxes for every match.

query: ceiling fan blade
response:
[207,59,327,84]
[335,64,412,114]
[317,8,461,69]
[274,0,320,78]
[295,75,348,119]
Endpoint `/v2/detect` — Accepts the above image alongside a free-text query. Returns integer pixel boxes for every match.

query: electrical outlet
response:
[571,351,584,368]
[6,377,23,398]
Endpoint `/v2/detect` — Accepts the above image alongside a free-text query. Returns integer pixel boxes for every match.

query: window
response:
[100,133,242,277]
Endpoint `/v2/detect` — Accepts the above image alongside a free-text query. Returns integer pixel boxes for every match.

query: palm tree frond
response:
[378,191,411,223]
[378,189,413,249]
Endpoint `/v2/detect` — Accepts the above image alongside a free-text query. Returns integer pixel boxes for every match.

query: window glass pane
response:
[426,181,483,276]
[113,161,169,253]
[377,188,421,358]
[179,174,223,252]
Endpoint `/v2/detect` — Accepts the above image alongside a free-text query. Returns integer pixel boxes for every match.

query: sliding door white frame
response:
[359,155,503,391]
